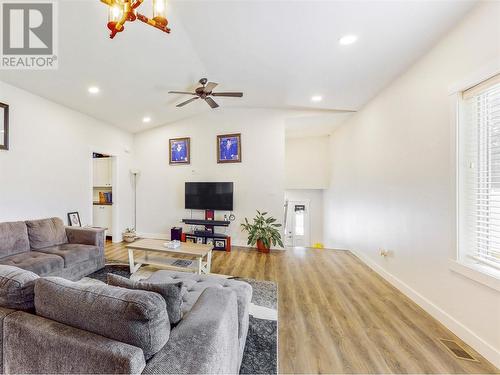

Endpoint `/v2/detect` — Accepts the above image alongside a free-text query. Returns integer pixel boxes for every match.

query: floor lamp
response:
[130,169,140,231]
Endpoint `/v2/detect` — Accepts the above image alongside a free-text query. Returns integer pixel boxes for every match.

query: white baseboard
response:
[350,249,500,369]
[137,232,169,240]
[111,234,123,243]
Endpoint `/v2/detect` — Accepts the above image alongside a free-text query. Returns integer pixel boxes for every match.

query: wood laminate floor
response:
[105,242,499,374]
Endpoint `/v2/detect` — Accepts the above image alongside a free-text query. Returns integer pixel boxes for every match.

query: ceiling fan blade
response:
[176,97,199,107]
[203,82,218,93]
[211,92,243,97]
[205,97,219,109]
[168,91,196,95]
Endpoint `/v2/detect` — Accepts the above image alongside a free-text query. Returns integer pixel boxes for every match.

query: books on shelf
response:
[99,191,113,204]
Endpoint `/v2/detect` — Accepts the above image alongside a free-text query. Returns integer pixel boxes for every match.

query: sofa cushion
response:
[108,274,185,324]
[34,277,170,360]
[0,265,38,310]
[0,221,30,258]
[25,218,68,250]
[3,311,147,375]
[0,252,64,276]
[35,243,100,267]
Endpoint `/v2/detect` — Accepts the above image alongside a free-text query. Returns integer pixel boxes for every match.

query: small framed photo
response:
[0,102,9,151]
[67,212,81,227]
[217,133,241,163]
[169,137,190,165]
[186,237,195,243]
[196,237,204,244]
[215,240,225,248]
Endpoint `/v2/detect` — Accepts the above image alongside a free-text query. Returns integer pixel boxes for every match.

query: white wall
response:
[134,109,286,247]
[285,189,324,246]
[285,135,330,189]
[324,2,500,367]
[0,81,134,240]
[284,135,330,246]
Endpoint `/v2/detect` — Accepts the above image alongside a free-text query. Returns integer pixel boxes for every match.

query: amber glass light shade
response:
[108,4,124,23]
[152,0,167,22]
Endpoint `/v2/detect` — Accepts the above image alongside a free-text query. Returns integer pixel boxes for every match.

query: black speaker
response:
[171,227,182,241]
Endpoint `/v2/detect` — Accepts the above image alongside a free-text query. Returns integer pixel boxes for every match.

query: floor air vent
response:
[439,338,478,362]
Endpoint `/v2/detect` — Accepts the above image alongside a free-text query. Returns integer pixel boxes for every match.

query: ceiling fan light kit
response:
[169,78,244,109]
[101,0,170,39]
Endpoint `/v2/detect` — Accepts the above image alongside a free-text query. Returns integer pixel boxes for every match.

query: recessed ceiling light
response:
[311,95,323,102]
[88,86,100,94]
[142,116,151,123]
[339,34,358,46]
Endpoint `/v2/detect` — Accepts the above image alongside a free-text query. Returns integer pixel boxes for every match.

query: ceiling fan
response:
[168,78,243,109]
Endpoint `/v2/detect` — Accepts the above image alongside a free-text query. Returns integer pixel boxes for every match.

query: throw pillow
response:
[107,274,184,324]
[0,265,38,311]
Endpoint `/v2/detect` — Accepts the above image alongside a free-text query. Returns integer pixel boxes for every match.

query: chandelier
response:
[100,0,169,39]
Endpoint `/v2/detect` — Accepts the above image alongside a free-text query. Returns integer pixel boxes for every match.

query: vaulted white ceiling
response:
[0,0,476,133]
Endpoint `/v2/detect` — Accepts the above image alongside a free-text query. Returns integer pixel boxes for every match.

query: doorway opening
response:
[91,152,118,242]
[284,199,310,247]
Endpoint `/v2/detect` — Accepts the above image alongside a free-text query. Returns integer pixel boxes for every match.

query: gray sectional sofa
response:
[0,218,105,280]
[0,218,252,374]
[146,270,252,367]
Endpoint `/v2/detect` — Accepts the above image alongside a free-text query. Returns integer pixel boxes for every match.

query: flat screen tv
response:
[185,182,233,211]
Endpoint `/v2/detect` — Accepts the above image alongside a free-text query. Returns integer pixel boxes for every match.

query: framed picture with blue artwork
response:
[217,133,241,163]
[169,137,190,165]
[0,102,9,151]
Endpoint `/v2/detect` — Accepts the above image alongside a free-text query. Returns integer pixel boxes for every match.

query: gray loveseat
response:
[0,217,105,280]
[0,267,252,374]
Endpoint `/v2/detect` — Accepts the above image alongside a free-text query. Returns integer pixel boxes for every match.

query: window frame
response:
[453,65,500,292]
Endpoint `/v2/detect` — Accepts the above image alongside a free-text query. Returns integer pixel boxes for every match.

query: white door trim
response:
[89,148,120,243]
[287,199,311,247]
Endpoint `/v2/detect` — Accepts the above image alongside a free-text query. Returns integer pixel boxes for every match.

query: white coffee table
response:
[126,239,213,275]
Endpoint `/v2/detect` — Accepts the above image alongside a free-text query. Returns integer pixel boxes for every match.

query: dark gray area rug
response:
[88,264,130,282]
[88,265,278,375]
[235,278,278,375]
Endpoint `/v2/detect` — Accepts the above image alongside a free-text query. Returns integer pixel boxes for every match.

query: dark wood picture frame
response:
[0,102,9,151]
[67,212,82,227]
[217,133,242,164]
[169,137,191,165]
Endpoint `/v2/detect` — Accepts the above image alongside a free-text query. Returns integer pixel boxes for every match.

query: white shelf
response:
[133,254,208,274]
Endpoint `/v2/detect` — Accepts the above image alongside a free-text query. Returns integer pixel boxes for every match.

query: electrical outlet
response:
[379,249,390,257]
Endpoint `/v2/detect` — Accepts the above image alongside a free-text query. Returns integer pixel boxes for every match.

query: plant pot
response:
[123,233,136,243]
[257,240,270,253]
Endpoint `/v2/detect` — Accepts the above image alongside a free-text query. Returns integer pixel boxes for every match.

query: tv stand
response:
[182,219,230,227]
[181,210,231,252]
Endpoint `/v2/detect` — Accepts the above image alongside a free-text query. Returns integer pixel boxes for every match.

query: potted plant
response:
[122,228,136,243]
[241,210,284,253]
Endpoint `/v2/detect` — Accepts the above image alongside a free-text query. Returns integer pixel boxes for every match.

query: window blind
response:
[462,75,500,270]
